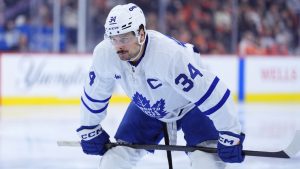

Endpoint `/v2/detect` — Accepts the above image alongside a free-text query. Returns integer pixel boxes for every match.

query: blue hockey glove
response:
[76,125,110,155]
[217,131,245,163]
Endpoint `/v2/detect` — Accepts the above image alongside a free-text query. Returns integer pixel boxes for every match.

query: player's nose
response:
[112,44,122,52]
[114,42,125,49]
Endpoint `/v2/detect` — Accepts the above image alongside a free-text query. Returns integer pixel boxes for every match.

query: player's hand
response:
[76,125,110,155]
[217,131,245,163]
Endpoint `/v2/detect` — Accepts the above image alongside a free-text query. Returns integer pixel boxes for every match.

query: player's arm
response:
[168,49,244,163]
[79,66,114,126]
[76,45,115,156]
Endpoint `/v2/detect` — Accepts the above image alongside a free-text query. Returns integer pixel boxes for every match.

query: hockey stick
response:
[57,130,300,159]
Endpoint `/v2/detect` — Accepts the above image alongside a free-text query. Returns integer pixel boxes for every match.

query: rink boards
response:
[0,53,299,105]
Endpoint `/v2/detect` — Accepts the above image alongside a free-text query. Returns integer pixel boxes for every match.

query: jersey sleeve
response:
[168,49,241,134]
[79,44,115,126]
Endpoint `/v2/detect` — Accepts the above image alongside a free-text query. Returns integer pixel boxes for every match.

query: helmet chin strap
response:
[129,32,147,62]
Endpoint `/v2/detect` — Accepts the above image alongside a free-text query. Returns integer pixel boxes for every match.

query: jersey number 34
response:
[175,63,203,92]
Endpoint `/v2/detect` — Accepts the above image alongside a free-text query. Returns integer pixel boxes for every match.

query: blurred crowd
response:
[0,0,299,55]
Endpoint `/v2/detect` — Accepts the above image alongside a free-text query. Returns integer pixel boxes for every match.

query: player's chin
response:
[118,54,130,61]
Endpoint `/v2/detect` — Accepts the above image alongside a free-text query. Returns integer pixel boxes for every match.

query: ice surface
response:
[0,103,300,169]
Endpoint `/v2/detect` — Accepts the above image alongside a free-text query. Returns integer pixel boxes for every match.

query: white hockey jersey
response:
[80,30,241,134]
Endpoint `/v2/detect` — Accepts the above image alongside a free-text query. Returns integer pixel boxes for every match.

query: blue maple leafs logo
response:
[132,92,167,118]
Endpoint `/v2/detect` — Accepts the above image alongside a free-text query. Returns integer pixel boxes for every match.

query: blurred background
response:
[0,0,299,54]
[0,0,300,169]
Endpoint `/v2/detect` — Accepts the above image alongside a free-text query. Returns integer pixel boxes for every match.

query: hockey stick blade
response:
[282,130,300,158]
[57,130,300,158]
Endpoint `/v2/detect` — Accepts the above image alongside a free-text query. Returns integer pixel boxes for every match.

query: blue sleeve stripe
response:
[202,89,230,115]
[84,88,111,103]
[81,97,109,114]
[195,77,220,106]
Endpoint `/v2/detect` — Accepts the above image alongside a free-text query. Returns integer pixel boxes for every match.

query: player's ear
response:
[138,25,145,43]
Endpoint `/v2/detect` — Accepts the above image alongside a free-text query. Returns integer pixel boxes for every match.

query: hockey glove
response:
[76,125,110,155]
[217,131,245,163]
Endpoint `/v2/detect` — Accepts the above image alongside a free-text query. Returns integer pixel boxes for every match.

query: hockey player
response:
[76,3,245,169]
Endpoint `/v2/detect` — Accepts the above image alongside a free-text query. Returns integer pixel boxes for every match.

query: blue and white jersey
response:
[80,30,241,134]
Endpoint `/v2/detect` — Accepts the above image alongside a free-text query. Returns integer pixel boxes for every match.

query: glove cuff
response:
[77,125,104,141]
[219,131,245,146]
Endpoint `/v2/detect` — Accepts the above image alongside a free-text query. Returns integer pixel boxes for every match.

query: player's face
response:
[110,32,141,61]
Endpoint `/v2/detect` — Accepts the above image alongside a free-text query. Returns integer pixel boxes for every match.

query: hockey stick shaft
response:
[57,141,289,158]
[106,143,290,158]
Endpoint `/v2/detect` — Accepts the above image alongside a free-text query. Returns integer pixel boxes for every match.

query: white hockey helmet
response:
[104,3,146,37]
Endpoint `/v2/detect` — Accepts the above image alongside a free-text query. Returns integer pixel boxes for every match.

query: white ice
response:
[0,103,300,169]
